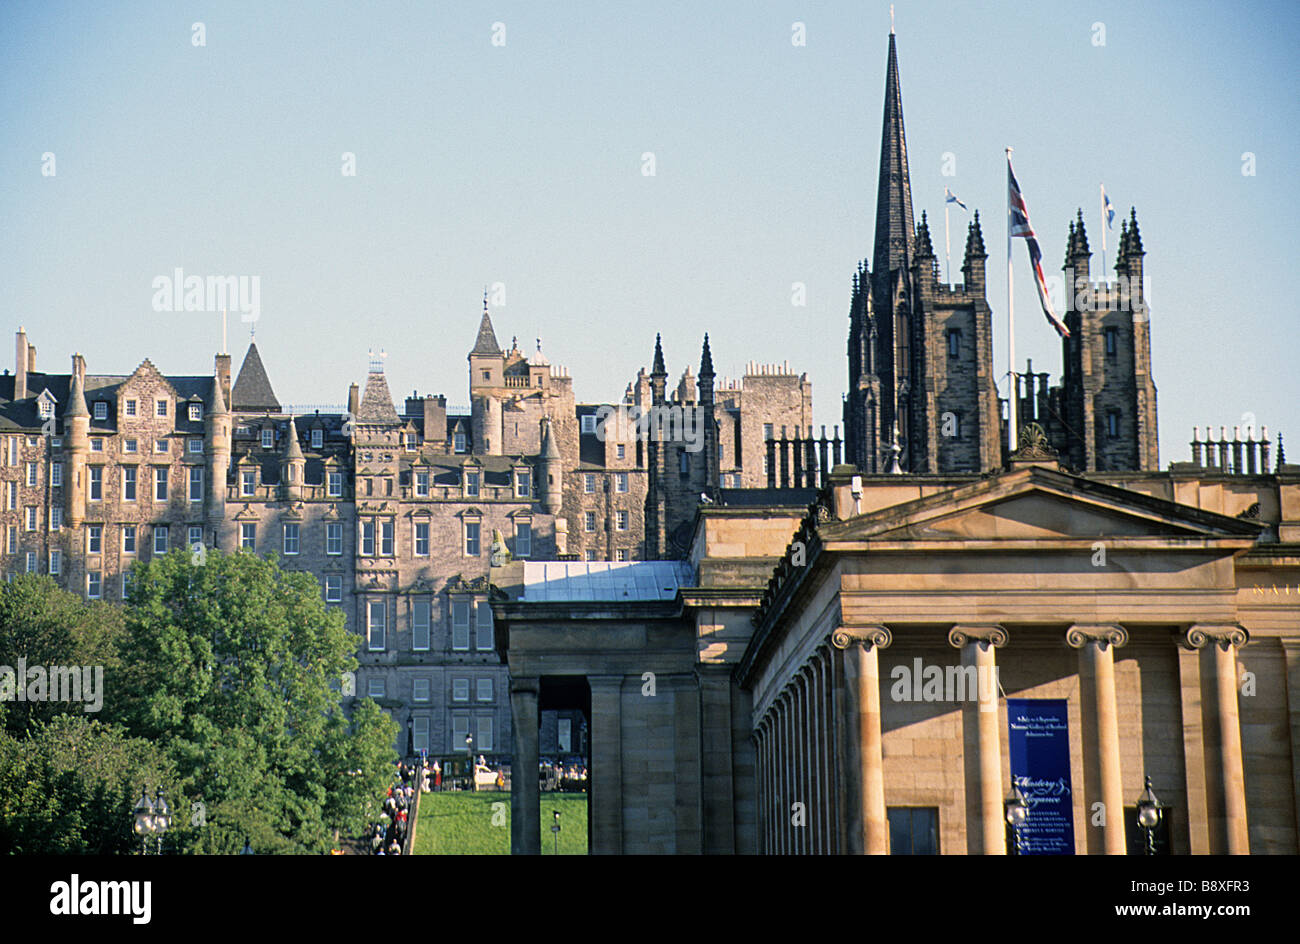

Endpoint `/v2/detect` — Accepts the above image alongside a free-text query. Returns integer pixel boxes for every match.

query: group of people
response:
[368,761,418,855]
[540,760,588,793]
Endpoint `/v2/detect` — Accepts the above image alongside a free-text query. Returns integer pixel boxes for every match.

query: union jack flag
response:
[1008,157,1070,339]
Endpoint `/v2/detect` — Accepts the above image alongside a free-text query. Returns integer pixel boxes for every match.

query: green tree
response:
[112,548,397,853]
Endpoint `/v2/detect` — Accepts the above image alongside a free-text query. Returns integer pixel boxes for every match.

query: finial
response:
[483,287,489,311]
[890,4,895,34]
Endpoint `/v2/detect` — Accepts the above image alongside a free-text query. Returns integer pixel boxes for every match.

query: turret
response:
[539,415,562,514]
[1115,207,1145,304]
[469,293,506,394]
[282,414,306,500]
[698,334,719,493]
[961,212,987,292]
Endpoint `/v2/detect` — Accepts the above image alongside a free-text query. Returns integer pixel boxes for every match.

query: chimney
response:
[26,342,35,373]
[14,327,27,400]
[348,382,360,417]
[215,353,232,407]
[424,395,446,445]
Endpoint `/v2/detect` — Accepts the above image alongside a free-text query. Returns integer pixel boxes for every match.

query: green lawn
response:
[412,792,588,855]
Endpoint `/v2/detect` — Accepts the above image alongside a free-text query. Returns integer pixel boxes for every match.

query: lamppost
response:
[1004,780,1029,855]
[240,838,255,855]
[132,788,171,854]
[551,810,561,855]
[465,732,474,792]
[1136,775,1162,855]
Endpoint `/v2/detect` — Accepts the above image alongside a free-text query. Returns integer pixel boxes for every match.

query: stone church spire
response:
[872,32,916,282]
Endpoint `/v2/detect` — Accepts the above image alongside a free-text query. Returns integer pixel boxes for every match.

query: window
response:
[415,471,429,497]
[481,369,491,381]
[5,526,14,553]
[414,521,429,556]
[403,432,416,451]
[240,522,255,549]
[24,462,36,487]
[189,403,202,422]
[584,473,596,493]
[581,414,597,434]
[325,575,342,603]
[616,548,629,562]
[947,329,961,358]
[1106,411,1120,439]
[261,429,273,449]
[361,521,375,556]
[475,716,493,752]
[452,715,470,752]
[25,552,37,573]
[188,525,203,550]
[679,451,690,475]
[585,549,597,562]
[558,718,572,753]
[241,469,256,496]
[120,466,136,501]
[122,572,134,598]
[49,550,61,575]
[476,601,494,651]
[326,523,342,555]
[380,520,394,556]
[476,678,493,702]
[763,423,774,442]
[86,525,102,555]
[412,600,431,651]
[155,439,168,454]
[464,470,480,497]
[87,571,101,599]
[50,463,62,487]
[616,443,625,460]
[367,678,385,699]
[5,438,13,464]
[5,482,13,509]
[123,525,136,553]
[616,472,628,493]
[94,401,108,421]
[89,467,102,501]
[153,525,169,554]
[515,521,531,558]
[24,507,36,531]
[584,512,596,532]
[185,466,202,501]
[367,601,386,651]
[156,399,168,417]
[155,467,168,501]
[412,716,430,753]
[515,470,530,498]
[464,520,480,556]
[283,523,299,555]
[125,399,137,417]
[311,428,323,449]
[454,429,467,453]
[451,600,470,651]
[616,510,628,531]
[189,438,203,454]
[1105,325,1118,356]
[124,439,138,454]
[413,678,431,703]
[328,471,343,497]
[50,507,62,531]
[452,678,470,702]
[888,807,939,855]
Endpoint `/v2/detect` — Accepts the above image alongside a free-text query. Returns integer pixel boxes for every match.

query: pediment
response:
[825,467,1261,546]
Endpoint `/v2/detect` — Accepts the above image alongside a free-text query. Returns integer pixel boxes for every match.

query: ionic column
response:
[949,624,1008,855]
[509,677,540,855]
[1067,624,1129,855]
[832,625,892,854]
[1184,625,1251,855]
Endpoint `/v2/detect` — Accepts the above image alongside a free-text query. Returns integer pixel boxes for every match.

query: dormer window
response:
[189,403,202,422]
[261,429,274,449]
[454,430,467,454]
[37,395,55,421]
[93,402,108,421]
[464,470,480,498]
[581,415,597,434]
[515,469,531,498]
[311,428,323,449]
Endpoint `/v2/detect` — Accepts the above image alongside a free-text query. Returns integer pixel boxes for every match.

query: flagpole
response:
[1099,184,1107,276]
[1006,148,1017,453]
[944,199,952,285]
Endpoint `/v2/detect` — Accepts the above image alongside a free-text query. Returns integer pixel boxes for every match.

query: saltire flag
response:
[1008,158,1070,339]
[945,187,968,210]
[1101,185,1115,229]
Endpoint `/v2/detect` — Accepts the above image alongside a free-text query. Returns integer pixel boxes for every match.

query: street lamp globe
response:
[133,790,155,837]
[1137,776,1162,829]
[1004,782,1029,827]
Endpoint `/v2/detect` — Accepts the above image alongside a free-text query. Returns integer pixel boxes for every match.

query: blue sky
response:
[2,0,1297,465]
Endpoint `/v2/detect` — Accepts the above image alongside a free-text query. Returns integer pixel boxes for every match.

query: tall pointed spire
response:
[872,32,916,281]
[652,333,666,377]
[699,333,714,378]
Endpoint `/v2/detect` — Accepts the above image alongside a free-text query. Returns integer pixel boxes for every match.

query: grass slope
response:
[412,792,588,855]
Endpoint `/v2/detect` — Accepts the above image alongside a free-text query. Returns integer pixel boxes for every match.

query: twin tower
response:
[843,34,1158,476]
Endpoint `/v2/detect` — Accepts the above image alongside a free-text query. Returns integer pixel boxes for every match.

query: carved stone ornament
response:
[948,624,1009,649]
[1012,422,1057,460]
[1183,624,1249,651]
[831,625,892,651]
[1065,624,1129,651]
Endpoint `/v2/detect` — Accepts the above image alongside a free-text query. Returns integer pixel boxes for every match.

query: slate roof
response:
[356,371,401,425]
[470,310,502,356]
[231,343,280,412]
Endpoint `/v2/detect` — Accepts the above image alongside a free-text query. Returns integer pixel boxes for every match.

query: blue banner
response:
[1006,698,1075,855]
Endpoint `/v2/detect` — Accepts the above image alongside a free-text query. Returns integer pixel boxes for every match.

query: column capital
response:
[948,624,1008,649]
[1182,624,1249,651]
[1066,623,1129,650]
[509,677,540,696]
[832,625,892,651]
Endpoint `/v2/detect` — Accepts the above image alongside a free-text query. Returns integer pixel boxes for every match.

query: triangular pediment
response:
[824,467,1261,546]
